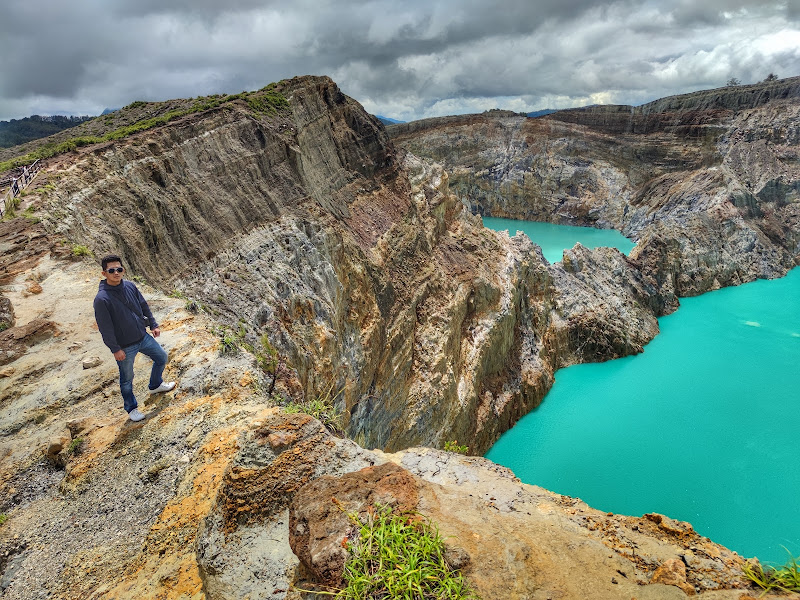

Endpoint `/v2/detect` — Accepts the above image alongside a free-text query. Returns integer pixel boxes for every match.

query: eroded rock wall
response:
[33,75,665,455]
[389,77,800,298]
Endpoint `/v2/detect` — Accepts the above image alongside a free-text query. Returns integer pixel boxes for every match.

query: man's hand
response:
[152,327,161,338]
[114,349,126,361]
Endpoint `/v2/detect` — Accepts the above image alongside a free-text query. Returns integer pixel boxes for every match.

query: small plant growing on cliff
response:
[71,244,92,258]
[67,437,84,456]
[0,514,7,527]
[444,440,469,455]
[218,330,239,355]
[256,333,283,394]
[743,551,800,594]
[281,380,344,434]
[332,504,479,599]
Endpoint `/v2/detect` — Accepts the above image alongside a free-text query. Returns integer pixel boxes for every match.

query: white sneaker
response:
[129,408,146,422]
[150,381,176,394]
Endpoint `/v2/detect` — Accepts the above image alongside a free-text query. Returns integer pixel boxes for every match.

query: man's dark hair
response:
[101,254,124,271]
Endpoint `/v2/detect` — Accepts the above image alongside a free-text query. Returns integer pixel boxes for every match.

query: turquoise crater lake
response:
[484,218,800,564]
[482,216,636,263]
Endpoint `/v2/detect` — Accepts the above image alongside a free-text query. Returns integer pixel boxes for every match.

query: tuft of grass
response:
[219,332,239,355]
[743,550,800,595]
[67,437,84,455]
[328,504,479,599]
[0,321,9,332]
[281,380,344,433]
[0,514,7,527]
[444,441,469,455]
[71,244,92,257]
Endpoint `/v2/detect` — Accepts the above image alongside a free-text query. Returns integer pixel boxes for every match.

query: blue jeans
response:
[117,334,168,413]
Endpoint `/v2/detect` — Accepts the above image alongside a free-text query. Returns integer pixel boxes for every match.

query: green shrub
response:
[245,90,290,115]
[67,437,84,455]
[71,244,92,257]
[0,322,9,332]
[0,514,7,526]
[256,333,283,393]
[332,504,479,599]
[219,332,238,355]
[743,551,800,594]
[444,440,469,454]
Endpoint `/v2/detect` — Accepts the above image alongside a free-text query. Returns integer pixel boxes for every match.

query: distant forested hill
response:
[0,115,96,148]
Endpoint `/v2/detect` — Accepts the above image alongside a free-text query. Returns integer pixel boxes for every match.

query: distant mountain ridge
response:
[375,114,405,125]
[0,114,95,148]
[527,109,558,118]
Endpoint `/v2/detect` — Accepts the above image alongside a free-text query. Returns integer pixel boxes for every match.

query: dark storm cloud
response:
[1,0,798,122]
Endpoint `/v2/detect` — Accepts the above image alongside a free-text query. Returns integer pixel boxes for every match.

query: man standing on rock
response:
[93,254,175,422]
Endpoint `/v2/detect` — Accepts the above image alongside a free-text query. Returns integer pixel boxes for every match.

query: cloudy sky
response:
[1,0,798,122]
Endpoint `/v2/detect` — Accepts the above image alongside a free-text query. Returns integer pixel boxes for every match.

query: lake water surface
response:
[483,218,800,564]
[482,216,636,262]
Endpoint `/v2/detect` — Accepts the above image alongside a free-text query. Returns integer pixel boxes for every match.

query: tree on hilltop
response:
[726,77,741,87]
[763,73,779,82]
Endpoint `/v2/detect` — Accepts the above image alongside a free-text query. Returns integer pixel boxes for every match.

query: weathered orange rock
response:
[289,462,420,587]
[651,558,696,595]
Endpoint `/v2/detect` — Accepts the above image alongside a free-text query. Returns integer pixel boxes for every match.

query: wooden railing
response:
[1,159,41,217]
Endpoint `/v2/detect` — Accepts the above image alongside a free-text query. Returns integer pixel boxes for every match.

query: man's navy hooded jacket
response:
[94,279,158,353]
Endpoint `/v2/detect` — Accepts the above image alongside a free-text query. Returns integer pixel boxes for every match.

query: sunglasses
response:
[105,267,124,274]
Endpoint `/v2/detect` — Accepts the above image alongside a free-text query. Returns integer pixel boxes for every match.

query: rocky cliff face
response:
[389,76,800,298]
[15,75,664,455]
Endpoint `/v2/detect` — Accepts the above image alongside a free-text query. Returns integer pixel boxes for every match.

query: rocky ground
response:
[0,250,775,598]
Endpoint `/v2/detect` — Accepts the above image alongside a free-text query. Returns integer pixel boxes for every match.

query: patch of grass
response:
[333,504,479,599]
[67,437,84,455]
[23,205,39,222]
[0,514,7,526]
[71,244,92,257]
[219,331,239,355]
[281,380,344,434]
[444,440,469,455]
[0,322,9,332]
[245,90,290,115]
[743,551,800,595]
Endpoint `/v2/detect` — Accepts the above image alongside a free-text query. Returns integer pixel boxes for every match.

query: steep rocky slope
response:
[389,76,800,298]
[9,75,667,454]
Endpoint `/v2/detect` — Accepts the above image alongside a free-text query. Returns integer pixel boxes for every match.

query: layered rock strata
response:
[389,76,800,298]
[23,75,668,455]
